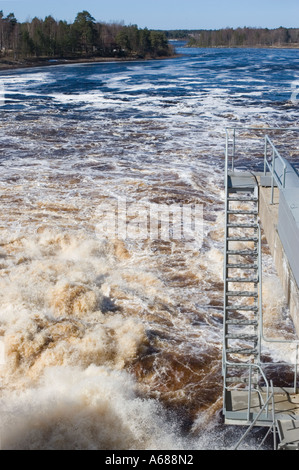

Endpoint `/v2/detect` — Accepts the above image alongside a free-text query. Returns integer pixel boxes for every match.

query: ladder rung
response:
[227,237,258,242]
[228,187,256,193]
[225,377,259,384]
[228,197,258,202]
[226,306,258,311]
[226,348,258,355]
[226,333,258,341]
[226,291,258,297]
[227,209,258,215]
[227,223,258,228]
[227,263,258,269]
[226,319,258,326]
[227,250,258,256]
[226,278,258,283]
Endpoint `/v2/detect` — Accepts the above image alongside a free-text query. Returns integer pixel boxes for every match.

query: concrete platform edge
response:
[259,186,299,334]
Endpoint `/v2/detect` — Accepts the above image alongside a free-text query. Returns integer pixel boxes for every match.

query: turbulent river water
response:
[0,43,298,450]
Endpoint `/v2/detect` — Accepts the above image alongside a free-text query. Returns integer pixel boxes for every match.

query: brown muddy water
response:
[0,46,298,449]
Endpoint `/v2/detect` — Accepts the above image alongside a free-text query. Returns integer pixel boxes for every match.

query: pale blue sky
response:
[1,0,299,29]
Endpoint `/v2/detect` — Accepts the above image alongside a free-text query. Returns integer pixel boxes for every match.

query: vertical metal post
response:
[225,130,229,191]
[224,130,229,284]
[232,128,236,172]
[295,344,298,394]
[223,129,229,414]
[271,148,275,205]
[270,381,277,450]
[258,224,263,364]
[264,136,267,176]
[248,365,252,422]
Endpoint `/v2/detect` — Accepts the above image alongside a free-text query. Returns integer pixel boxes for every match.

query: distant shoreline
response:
[185,44,299,50]
[0,54,180,73]
[0,44,297,73]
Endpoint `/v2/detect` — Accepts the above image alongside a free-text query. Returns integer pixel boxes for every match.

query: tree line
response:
[186,27,299,48]
[0,10,173,61]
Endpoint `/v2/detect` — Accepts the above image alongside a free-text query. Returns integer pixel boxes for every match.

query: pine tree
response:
[73,11,97,54]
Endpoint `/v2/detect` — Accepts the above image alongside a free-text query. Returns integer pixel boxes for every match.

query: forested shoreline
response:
[185,27,299,48]
[1,10,297,72]
[0,10,174,68]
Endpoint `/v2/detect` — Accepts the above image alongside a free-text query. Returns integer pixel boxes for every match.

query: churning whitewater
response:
[0,44,298,449]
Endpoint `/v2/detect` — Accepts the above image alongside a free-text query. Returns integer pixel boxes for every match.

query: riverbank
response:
[0,54,180,72]
[185,43,299,50]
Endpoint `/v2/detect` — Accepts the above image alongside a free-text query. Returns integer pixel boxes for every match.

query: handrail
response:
[225,126,299,202]
[223,130,229,371]
[226,126,299,132]
[234,380,276,450]
[223,127,299,426]
[225,128,235,172]
[226,126,299,130]
[224,221,299,405]
[264,135,287,204]
[223,361,270,414]
[264,135,287,187]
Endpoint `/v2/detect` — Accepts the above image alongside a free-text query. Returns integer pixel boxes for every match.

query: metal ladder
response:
[222,127,299,449]
[223,174,261,392]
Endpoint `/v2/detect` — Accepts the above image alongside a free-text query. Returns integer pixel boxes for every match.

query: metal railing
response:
[223,126,299,446]
[264,135,287,204]
[225,126,299,203]
[225,126,299,171]
[223,361,271,419]
[222,216,299,449]
[234,380,277,450]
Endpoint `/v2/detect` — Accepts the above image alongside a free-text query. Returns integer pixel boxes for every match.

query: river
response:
[0,43,298,450]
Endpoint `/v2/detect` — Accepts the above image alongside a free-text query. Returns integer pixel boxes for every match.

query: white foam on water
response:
[0,48,298,450]
[0,365,194,450]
